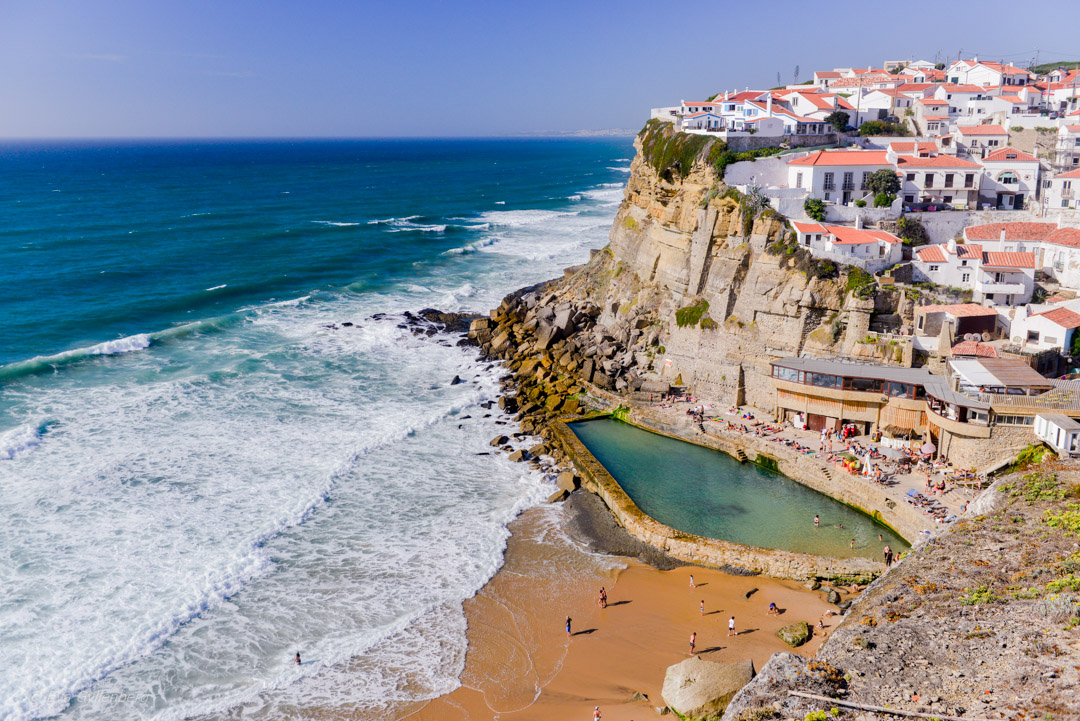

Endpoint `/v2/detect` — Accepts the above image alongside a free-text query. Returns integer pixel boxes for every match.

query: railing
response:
[1063,188,1074,198]
[823,183,836,191]
[975,279,1025,295]
[841,182,856,190]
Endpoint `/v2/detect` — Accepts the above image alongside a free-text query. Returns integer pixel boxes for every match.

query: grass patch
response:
[675,299,709,328]
[959,584,1005,605]
[638,119,715,179]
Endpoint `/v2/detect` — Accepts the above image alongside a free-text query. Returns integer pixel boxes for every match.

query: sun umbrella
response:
[920,442,936,455]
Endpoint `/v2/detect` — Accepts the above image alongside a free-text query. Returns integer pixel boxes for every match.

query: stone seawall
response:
[552,418,884,582]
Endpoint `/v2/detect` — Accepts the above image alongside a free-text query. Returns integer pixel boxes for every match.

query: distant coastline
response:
[515,128,638,137]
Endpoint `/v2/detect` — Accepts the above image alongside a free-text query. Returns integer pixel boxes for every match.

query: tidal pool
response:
[570,418,908,559]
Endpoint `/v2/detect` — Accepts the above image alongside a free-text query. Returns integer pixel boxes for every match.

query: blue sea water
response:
[0,138,633,720]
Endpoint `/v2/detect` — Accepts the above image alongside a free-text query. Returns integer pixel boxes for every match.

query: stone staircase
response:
[734,448,749,463]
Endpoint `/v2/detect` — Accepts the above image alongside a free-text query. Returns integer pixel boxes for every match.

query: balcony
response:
[1063,188,1074,198]
[925,406,992,438]
[841,182,856,191]
[823,183,836,191]
[975,278,1026,296]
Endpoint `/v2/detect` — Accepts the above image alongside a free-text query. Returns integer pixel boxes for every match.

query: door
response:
[842,191,851,205]
[1015,193,1024,209]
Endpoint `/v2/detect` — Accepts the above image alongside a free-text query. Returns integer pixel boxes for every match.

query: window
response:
[906,173,916,181]
[847,377,882,392]
[944,173,954,187]
[965,173,975,188]
[962,273,970,282]
[1045,336,1059,345]
[861,171,870,189]
[925,174,934,187]
[887,382,912,397]
[810,373,839,388]
[929,264,940,272]
[773,366,799,382]
[843,171,854,190]
[988,139,1000,147]
[795,172,803,189]
[995,414,1034,426]
[905,195,915,203]
[823,172,835,190]
[1027,330,1040,343]
[998,171,1018,185]
[960,259,967,266]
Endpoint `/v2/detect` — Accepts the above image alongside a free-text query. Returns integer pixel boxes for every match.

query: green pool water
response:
[570,418,908,560]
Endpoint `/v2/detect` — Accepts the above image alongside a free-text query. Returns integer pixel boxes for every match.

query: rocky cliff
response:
[471,122,912,416]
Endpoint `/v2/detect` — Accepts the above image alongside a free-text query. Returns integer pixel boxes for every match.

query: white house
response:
[1045,167,1080,210]
[913,239,1036,305]
[947,60,1032,87]
[787,150,894,205]
[1054,125,1080,173]
[1034,414,1080,455]
[895,153,982,208]
[954,125,1009,159]
[978,147,1040,210]
[933,84,998,118]
[1007,305,1080,352]
[964,222,1080,291]
[790,221,903,271]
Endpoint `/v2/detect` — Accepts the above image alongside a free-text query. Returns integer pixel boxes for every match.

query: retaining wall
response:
[553,418,884,582]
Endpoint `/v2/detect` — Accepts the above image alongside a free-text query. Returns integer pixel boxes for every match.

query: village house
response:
[946,59,1033,87]
[1045,168,1080,210]
[977,147,1040,210]
[790,221,903,271]
[933,84,998,118]
[953,125,1009,159]
[913,239,1035,306]
[895,152,982,208]
[964,222,1080,291]
[914,303,1001,341]
[787,149,893,205]
[1006,304,1080,353]
[1054,125,1080,173]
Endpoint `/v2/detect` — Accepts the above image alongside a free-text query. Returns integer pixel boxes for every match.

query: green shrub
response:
[638,119,715,179]
[897,216,929,246]
[1045,503,1080,537]
[873,192,895,208]
[804,198,826,221]
[1010,126,1023,132]
[699,315,718,330]
[867,168,901,196]
[675,299,710,328]
[825,110,849,132]
[711,145,786,180]
[845,267,875,295]
[854,199,867,207]
[959,584,1004,605]
[804,712,828,721]
[858,120,910,136]
[1046,575,1080,593]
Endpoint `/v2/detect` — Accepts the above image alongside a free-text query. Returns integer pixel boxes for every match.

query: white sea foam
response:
[0,423,45,460]
[494,200,505,205]
[367,215,420,225]
[567,194,582,201]
[607,166,632,172]
[0,173,625,721]
[312,220,363,227]
[205,284,228,291]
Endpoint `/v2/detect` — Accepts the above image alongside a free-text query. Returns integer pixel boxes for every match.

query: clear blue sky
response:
[1,0,1077,138]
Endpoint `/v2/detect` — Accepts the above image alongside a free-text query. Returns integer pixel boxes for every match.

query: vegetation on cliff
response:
[638,119,717,179]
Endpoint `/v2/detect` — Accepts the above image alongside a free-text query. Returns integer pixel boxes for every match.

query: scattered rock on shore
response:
[661,657,755,720]
[777,621,810,648]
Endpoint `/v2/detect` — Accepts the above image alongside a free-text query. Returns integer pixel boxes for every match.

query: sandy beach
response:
[405,496,840,721]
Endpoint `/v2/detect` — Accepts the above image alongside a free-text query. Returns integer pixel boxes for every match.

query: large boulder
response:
[640,380,671,395]
[777,621,811,648]
[556,471,578,493]
[661,657,754,720]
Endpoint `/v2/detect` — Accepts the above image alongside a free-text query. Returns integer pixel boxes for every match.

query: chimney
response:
[767,95,773,116]
[832,94,839,109]
[947,238,957,254]
[1000,228,1007,242]
[886,148,898,164]
[725,90,731,101]
[856,214,864,230]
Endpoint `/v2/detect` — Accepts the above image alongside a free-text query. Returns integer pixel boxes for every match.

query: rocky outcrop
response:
[661,656,755,720]
[776,622,811,648]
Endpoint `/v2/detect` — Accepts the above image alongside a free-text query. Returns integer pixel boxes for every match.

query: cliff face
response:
[573,124,905,409]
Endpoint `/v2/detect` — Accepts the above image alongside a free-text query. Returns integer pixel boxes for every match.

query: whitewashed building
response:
[954,125,1009,159]
[913,239,1036,306]
[790,221,903,271]
[946,60,1032,87]
[895,153,982,208]
[978,147,1040,210]
[1034,414,1080,455]
[1007,305,1080,352]
[964,222,1080,291]
[787,150,893,205]
[1045,168,1080,210]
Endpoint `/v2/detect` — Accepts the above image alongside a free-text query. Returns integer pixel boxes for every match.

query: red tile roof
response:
[919,99,950,106]
[924,303,998,317]
[788,150,891,166]
[982,147,1038,163]
[1056,168,1080,179]
[956,244,983,259]
[1047,228,1080,248]
[964,222,1058,241]
[915,245,946,262]
[895,155,982,168]
[957,125,1008,135]
[889,141,938,155]
[792,222,900,245]
[1065,125,1080,133]
[982,251,1036,269]
[941,84,991,93]
[1034,307,1080,329]
[951,340,999,358]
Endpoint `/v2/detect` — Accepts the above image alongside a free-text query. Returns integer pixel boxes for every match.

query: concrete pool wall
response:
[551,413,924,581]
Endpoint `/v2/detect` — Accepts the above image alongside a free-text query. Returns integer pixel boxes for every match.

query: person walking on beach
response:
[700,599,705,616]
[598,587,607,609]
[850,538,855,551]
[688,632,696,655]
[728,616,736,636]
[295,652,301,666]
[689,574,695,589]
[565,616,572,637]
[768,602,778,615]
[593,706,602,720]
[883,545,893,566]
[814,514,820,528]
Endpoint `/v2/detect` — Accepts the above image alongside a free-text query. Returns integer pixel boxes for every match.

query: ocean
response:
[0,138,633,721]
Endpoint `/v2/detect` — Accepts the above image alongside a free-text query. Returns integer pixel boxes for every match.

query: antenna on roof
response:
[794,65,800,84]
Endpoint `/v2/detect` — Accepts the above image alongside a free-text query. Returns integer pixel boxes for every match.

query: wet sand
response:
[404,496,839,721]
